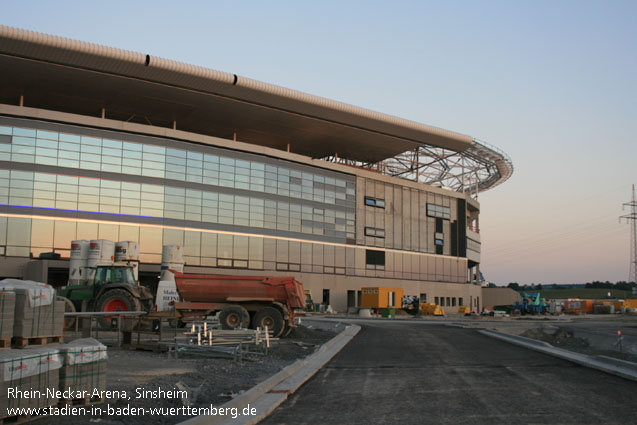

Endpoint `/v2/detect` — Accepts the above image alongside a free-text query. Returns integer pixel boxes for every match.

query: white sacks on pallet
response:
[0,280,63,339]
[0,346,62,413]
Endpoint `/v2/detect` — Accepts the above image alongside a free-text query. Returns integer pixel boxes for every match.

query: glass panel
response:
[217,234,233,258]
[201,232,217,257]
[53,220,76,248]
[31,219,54,248]
[7,217,31,246]
[140,227,162,253]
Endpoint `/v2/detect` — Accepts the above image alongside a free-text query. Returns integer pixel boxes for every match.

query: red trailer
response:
[172,272,306,337]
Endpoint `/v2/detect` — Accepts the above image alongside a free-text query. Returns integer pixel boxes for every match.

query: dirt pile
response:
[521,327,589,350]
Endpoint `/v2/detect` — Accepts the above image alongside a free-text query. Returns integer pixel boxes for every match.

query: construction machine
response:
[57,263,154,328]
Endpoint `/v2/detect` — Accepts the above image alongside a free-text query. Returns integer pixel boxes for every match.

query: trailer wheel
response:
[95,289,141,330]
[58,296,76,329]
[252,307,284,337]
[219,305,249,330]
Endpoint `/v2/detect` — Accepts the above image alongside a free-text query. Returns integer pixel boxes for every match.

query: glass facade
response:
[0,117,469,283]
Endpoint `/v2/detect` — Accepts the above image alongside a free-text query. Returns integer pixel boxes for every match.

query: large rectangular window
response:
[364,227,385,238]
[427,203,451,220]
[365,249,385,266]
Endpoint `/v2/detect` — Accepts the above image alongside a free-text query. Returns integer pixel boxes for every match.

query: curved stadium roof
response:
[0,25,512,194]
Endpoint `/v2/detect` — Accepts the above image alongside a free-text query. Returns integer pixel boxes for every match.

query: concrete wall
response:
[482,287,521,307]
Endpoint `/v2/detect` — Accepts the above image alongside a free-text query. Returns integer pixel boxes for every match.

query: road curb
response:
[479,329,637,382]
[179,323,361,425]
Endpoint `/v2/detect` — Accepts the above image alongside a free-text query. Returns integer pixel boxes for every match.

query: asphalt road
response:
[261,322,637,425]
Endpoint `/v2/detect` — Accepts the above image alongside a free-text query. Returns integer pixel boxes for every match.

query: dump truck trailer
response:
[172,272,306,337]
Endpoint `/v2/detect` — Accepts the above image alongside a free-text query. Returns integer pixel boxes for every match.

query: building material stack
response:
[58,338,107,402]
[0,292,16,347]
[0,346,62,413]
[0,280,64,347]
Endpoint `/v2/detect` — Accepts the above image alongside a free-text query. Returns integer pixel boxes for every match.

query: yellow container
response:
[360,287,404,309]
[625,299,637,309]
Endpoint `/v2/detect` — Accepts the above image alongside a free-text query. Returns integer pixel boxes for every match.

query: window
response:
[364,196,385,208]
[434,296,439,305]
[420,293,427,303]
[434,238,444,246]
[452,298,456,307]
[427,203,451,220]
[459,297,464,306]
[365,249,385,267]
[440,297,445,306]
[364,227,385,238]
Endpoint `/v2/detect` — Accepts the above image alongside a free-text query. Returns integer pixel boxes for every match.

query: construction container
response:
[614,300,624,312]
[88,240,115,281]
[160,245,185,281]
[115,241,140,282]
[69,240,90,285]
[593,301,613,314]
[360,287,404,309]
[625,299,637,309]
[564,300,593,314]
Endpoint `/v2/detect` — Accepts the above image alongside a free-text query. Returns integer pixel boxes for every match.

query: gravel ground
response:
[33,322,339,425]
[519,326,637,362]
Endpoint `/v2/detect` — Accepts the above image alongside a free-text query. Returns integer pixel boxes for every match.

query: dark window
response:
[365,249,385,266]
[434,238,444,246]
[420,293,427,303]
[435,217,443,233]
[323,289,330,305]
[459,297,464,306]
[436,245,443,255]
[434,296,439,305]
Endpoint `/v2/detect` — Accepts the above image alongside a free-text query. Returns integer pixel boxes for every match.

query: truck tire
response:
[95,289,141,330]
[252,307,284,337]
[219,305,249,330]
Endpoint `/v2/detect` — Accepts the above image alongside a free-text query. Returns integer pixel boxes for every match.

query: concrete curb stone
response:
[479,329,637,382]
[178,323,361,425]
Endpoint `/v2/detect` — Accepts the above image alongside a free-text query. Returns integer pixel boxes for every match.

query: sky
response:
[3,0,637,285]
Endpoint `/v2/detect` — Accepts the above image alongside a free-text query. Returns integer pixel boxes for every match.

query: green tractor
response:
[57,263,154,329]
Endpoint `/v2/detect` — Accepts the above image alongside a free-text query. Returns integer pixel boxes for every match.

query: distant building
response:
[0,25,512,312]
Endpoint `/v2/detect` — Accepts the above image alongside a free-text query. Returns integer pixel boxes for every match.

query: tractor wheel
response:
[219,305,249,330]
[95,289,141,330]
[58,296,76,329]
[252,307,284,337]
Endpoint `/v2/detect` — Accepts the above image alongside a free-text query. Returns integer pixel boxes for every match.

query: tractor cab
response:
[93,264,136,287]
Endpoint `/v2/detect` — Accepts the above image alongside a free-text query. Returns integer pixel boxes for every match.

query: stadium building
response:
[0,25,512,312]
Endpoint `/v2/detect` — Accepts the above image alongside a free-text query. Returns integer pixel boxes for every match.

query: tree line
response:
[505,281,637,291]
